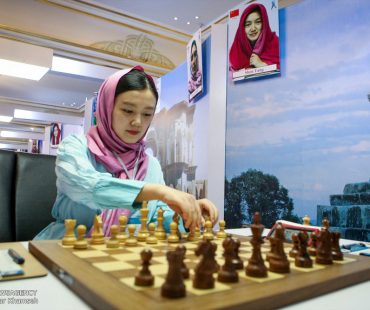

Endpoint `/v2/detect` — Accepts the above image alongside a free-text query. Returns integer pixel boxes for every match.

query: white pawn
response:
[146,223,158,244]
[125,224,138,247]
[216,220,227,239]
[117,215,128,244]
[168,222,180,243]
[203,220,214,240]
[107,225,120,248]
[74,225,88,249]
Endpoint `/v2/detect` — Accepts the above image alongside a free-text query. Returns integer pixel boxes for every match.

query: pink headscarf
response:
[87,66,155,181]
[229,3,280,71]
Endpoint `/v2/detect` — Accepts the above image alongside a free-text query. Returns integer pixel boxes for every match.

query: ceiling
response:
[1,0,245,112]
[94,0,246,34]
[0,0,246,148]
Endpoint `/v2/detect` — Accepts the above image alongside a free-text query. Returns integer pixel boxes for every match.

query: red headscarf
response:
[87,66,155,180]
[229,3,280,71]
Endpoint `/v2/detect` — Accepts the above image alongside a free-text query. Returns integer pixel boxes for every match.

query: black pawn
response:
[315,219,333,265]
[135,249,154,286]
[233,238,244,270]
[331,232,343,261]
[289,234,299,258]
[178,245,190,279]
[218,236,239,283]
[295,231,313,268]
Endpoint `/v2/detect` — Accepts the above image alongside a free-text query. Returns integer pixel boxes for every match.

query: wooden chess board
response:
[29,237,370,310]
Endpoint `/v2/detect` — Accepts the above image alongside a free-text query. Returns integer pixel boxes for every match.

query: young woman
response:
[229,3,280,71]
[35,66,218,239]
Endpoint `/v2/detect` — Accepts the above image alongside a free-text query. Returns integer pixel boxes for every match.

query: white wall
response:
[207,23,228,220]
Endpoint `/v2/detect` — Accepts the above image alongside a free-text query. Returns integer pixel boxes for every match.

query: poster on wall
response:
[50,122,62,148]
[228,0,280,81]
[31,139,42,154]
[187,29,203,101]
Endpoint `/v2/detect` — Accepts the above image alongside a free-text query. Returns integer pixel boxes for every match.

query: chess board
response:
[29,237,370,310]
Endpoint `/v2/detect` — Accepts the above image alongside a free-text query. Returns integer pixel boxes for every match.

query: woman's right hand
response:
[137,184,202,231]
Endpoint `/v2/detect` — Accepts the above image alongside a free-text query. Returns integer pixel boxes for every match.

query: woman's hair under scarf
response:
[229,3,280,71]
[86,66,156,181]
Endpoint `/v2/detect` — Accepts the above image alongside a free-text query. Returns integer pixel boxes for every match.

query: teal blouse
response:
[34,134,181,240]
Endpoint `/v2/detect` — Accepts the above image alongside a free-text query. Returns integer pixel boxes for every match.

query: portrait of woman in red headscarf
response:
[229,2,280,71]
[50,122,62,146]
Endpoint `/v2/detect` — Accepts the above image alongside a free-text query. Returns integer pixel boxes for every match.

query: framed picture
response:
[50,122,62,147]
[187,29,203,101]
[228,0,280,81]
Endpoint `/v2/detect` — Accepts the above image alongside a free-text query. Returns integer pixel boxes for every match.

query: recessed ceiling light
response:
[187,21,190,25]
[173,17,178,21]
[195,16,199,19]
[0,115,13,122]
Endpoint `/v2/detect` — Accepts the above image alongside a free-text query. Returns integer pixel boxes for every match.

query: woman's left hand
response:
[197,199,219,226]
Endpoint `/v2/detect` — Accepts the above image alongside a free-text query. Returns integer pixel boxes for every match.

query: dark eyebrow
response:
[122,102,155,111]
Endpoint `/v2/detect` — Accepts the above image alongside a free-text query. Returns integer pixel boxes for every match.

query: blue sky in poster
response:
[225,0,370,223]
[158,63,187,112]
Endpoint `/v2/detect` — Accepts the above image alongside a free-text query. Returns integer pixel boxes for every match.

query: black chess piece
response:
[218,235,239,283]
[331,231,343,261]
[246,212,268,278]
[295,231,313,268]
[178,245,190,279]
[135,249,154,286]
[315,218,333,265]
[268,223,290,273]
[289,233,299,258]
[193,239,219,289]
[161,247,186,298]
[232,238,244,270]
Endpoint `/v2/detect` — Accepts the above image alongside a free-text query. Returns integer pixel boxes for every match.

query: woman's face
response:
[53,126,58,136]
[244,11,262,44]
[112,89,156,144]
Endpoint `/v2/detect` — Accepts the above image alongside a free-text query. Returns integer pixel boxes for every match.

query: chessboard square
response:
[151,256,168,264]
[183,243,198,250]
[120,276,164,290]
[291,264,324,272]
[125,246,160,254]
[92,261,136,272]
[150,264,168,276]
[73,250,109,258]
[333,257,356,264]
[216,258,224,265]
[239,249,251,254]
[239,253,250,259]
[90,244,110,251]
[185,279,231,296]
[112,253,140,261]
[239,270,285,283]
[212,239,224,245]
[186,254,198,261]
